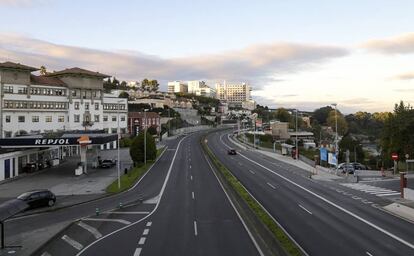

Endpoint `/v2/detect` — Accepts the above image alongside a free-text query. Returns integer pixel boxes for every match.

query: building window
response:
[85,103,89,110]
[45,116,52,122]
[111,128,117,133]
[74,115,80,123]
[5,116,10,123]
[112,116,117,122]
[74,102,79,110]
[4,86,13,93]
[72,90,77,96]
[18,87,27,94]
[18,116,25,123]
[95,103,99,110]
[32,116,39,122]
[4,131,12,138]
[94,115,100,122]
[58,116,65,122]
[121,115,125,121]
[103,116,108,122]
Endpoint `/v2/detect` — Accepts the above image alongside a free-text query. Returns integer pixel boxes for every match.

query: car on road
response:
[338,163,355,174]
[227,149,237,155]
[100,159,117,168]
[351,162,368,170]
[17,189,56,209]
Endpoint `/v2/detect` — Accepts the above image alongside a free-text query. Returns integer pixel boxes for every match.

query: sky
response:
[1,0,414,113]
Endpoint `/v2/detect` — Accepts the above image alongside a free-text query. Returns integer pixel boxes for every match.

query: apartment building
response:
[187,80,216,98]
[167,81,188,93]
[215,82,252,107]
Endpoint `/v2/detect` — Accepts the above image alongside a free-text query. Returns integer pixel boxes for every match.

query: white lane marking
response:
[366,252,373,256]
[61,235,84,251]
[77,221,102,239]
[107,211,151,215]
[77,135,190,256]
[143,229,149,236]
[298,204,313,215]
[146,222,152,227]
[190,165,192,169]
[238,152,414,250]
[203,152,265,256]
[249,170,255,175]
[41,252,52,256]
[266,182,276,189]
[190,175,193,181]
[82,218,131,225]
[377,193,401,197]
[138,237,146,245]
[192,192,195,200]
[133,248,142,256]
[194,221,198,236]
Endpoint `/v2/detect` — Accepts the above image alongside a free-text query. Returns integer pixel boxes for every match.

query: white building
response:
[187,80,216,98]
[167,81,188,93]
[0,62,127,145]
[215,81,252,107]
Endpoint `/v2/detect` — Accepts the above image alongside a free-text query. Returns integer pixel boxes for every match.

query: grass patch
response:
[106,147,165,193]
[202,140,302,256]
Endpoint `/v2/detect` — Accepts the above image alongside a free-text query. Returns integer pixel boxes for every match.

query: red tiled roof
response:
[46,67,109,78]
[0,61,39,71]
[30,75,67,87]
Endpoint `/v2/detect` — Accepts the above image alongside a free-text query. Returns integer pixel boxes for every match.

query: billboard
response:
[320,148,328,162]
[328,153,337,166]
[255,118,263,128]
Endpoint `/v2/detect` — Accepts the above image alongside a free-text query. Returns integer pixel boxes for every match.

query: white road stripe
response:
[143,229,149,235]
[267,182,276,189]
[366,252,373,256]
[249,170,255,174]
[377,192,401,197]
[61,235,84,251]
[107,211,150,215]
[133,248,142,256]
[190,165,192,169]
[194,221,198,236]
[82,218,131,225]
[190,175,193,181]
[77,221,102,239]
[146,222,152,227]
[298,204,313,215]
[41,252,52,256]
[138,237,146,245]
[192,192,195,200]
[238,152,414,250]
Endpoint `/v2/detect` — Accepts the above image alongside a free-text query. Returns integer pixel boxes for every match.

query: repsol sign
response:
[34,138,70,145]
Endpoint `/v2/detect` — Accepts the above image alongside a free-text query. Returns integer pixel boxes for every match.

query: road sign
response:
[405,154,410,159]
[392,153,399,161]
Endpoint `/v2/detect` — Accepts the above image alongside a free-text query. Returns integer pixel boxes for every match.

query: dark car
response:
[338,163,355,174]
[351,162,368,170]
[227,149,237,155]
[100,159,116,168]
[17,189,56,209]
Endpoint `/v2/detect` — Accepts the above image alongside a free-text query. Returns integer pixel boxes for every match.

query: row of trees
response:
[104,78,159,93]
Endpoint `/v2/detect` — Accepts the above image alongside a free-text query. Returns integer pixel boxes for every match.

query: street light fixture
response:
[117,99,124,190]
[331,103,338,171]
[295,109,298,160]
[144,109,149,165]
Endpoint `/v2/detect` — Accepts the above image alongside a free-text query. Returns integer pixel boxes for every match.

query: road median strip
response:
[201,132,303,256]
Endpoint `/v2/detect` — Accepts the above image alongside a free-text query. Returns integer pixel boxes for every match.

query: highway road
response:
[207,129,414,256]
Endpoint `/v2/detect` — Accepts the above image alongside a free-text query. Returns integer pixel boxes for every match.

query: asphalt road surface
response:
[207,129,414,256]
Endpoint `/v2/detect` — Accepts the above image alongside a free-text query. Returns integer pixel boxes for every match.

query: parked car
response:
[351,162,368,170]
[100,159,116,168]
[338,163,355,174]
[17,189,56,209]
[227,149,237,155]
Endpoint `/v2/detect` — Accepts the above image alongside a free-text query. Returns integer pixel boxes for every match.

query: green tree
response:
[40,65,47,75]
[149,80,159,92]
[313,106,333,125]
[326,110,348,135]
[119,91,129,99]
[141,79,150,91]
[147,126,158,135]
[129,130,157,164]
[275,108,291,122]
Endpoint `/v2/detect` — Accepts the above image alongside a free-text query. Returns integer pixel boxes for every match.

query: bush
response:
[147,126,158,135]
[119,137,132,148]
[130,130,157,163]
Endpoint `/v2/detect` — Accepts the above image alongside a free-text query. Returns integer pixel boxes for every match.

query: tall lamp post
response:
[295,109,298,160]
[331,103,338,171]
[117,99,124,190]
[144,109,149,165]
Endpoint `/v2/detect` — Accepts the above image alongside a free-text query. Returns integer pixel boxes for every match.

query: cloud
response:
[394,89,414,93]
[361,32,414,54]
[0,34,348,89]
[391,71,414,80]
[0,0,50,7]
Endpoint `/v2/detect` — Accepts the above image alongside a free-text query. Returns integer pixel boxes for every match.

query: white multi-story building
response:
[187,80,216,98]
[0,62,128,146]
[167,81,188,93]
[215,81,252,106]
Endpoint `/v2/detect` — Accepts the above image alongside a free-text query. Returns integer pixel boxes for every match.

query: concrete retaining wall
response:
[404,188,414,200]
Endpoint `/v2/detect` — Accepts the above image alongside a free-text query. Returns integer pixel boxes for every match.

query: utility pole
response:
[117,100,121,190]
[332,103,339,172]
[144,109,148,165]
[295,109,298,160]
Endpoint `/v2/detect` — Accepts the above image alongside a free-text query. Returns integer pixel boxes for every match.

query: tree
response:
[338,134,364,163]
[119,91,129,99]
[147,126,158,135]
[326,110,348,135]
[141,79,150,92]
[112,77,120,87]
[40,66,47,75]
[313,106,333,125]
[129,131,157,164]
[275,108,291,122]
[149,80,159,92]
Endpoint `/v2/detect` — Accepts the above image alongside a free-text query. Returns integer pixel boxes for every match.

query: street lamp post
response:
[332,103,338,172]
[144,109,149,165]
[295,109,298,160]
[117,100,123,190]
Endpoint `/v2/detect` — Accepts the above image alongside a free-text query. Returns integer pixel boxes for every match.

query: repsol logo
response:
[34,139,70,145]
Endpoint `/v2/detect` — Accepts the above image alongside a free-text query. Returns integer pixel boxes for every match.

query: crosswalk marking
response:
[340,183,400,197]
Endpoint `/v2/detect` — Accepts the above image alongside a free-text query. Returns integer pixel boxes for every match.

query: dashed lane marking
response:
[107,211,151,215]
[40,252,52,256]
[82,218,131,225]
[143,229,149,235]
[194,221,198,236]
[77,221,102,239]
[266,182,276,189]
[366,252,373,256]
[133,248,142,256]
[298,204,313,215]
[138,237,146,245]
[146,222,152,227]
[249,170,255,175]
[61,235,84,251]
[192,192,195,200]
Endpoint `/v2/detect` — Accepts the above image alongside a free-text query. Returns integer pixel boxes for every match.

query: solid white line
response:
[366,251,373,256]
[77,221,102,239]
[192,192,195,200]
[138,237,146,245]
[249,170,255,175]
[194,221,198,236]
[238,152,414,250]
[367,190,397,195]
[82,218,131,225]
[76,134,190,256]
[267,182,276,189]
[62,235,84,251]
[203,152,265,256]
[143,229,149,235]
[146,221,152,227]
[108,211,150,215]
[133,248,142,256]
[377,193,401,197]
[298,204,313,215]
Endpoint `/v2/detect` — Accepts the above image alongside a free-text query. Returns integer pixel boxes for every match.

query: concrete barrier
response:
[404,188,414,200]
